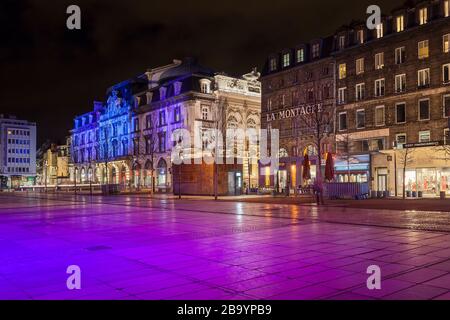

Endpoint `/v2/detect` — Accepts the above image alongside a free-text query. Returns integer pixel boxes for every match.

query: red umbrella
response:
[302,154,311,181]
[325,152,335,182]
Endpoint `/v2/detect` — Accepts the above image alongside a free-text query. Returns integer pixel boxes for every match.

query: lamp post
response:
[89,164,93,197]
[178,154,184,200]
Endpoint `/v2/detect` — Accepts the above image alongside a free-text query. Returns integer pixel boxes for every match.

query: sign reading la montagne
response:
[266,104,323,122]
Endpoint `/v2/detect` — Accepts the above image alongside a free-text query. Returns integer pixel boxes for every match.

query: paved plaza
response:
[1,193,450,300]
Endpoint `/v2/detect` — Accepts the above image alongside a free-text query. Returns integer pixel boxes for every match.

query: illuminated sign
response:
[266,104,323,122]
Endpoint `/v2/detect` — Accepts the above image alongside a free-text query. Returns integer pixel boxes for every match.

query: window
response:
[282,53,290,67]
[356,29,364,44]
[396,103,406,123]
[376,23,384,38]
[396,15,404,32]
[419,7,428,25]
[355,83,365,101]
[395,47,405,64]
[174,106,181,123]
[443,64,450,83]
[356,58,364,74]
[445,0,449,17]
[202,106,209,120]
[159,87,167,100]
[158,133,166,153]
[269,58,277,71]
[445,128,449,145]
[444,94,450,117]
[159,110,166,126]
[133,118,139,132]
[419,99,430,120]
[296,49,304,63]
[418,40,429,59]
[338,87,346,104]
[419,130,431,143]
[339,36,345,50]
[444,34,450,53]
[356,109,366,129]
[312,44,320,58]
[395,74,406,93]
[339,112,347,131]
[418,68,430,87]
[339,63,346,79]
[375,106,385,126]
[396,133,407,148]
[145,114,152,129]
[375,78,385,97]
[133,139,139,156]
[375,52,384,69]
[200,80,210,93]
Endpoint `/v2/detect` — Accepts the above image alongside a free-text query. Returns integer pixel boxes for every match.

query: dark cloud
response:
[0,0,404,145]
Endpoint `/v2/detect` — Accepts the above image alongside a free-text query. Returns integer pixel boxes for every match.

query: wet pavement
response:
[0,193,450,300]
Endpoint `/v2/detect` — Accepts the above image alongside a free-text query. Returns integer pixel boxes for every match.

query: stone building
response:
[334,0,450,197]
[260,38,336,191]
[36,142,70,186]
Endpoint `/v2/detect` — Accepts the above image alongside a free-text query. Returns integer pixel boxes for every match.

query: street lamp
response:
[44,160,48,193]
[178,153,184,200]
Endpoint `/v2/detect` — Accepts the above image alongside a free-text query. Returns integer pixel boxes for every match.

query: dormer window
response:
[376,23,384,38]
[312,44,320,58]
[296,48,305,63]
[282,53,290,68]
[338,36,345,50]
[419,7,428,25]
[396,15,404,32]
[199,79,211,94]
[356,29,364,44]
[174,81,182,96]
[269,58,277,71]
[159,87,167,100]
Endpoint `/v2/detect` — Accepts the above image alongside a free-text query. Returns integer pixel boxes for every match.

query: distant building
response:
[0,115,37,189]
[36,141,70,186]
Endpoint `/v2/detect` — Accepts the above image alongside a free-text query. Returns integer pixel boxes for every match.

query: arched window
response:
[122,139,128,156]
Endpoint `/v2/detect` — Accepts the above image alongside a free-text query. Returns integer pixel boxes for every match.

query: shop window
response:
[419,130,431,143]
[419,99,430,120]
[396,103,406,123]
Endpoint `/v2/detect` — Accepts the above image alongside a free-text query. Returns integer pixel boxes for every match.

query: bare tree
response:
[212,97,227,200]
[397,146,415,199]
[336,133,355,182]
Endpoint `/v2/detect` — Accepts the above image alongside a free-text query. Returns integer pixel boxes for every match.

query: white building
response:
[0,115,37,189]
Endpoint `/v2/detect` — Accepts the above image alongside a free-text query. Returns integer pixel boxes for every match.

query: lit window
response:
[376,23,384,38]
[374,78,385,97]
[296,49,304,63]
[356,58,364,74]
[419,99,430,120]
[375,52,384,69]
[418,40,429,59]
[445,0,449,17]
[443,64,450,83]
[444,34,450,53]
[395,74,406,93]
[282,53,290,67]
[375,106,385,126]
[418,69,430,87]
[419,7,428,25]
[395,47,406,64]
[355,83,365,101]
[396,15,404,32]
[338,63,346,79]
[419,130,431,143]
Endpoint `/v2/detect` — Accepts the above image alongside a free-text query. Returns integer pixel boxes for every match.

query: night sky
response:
[0,0,404,146]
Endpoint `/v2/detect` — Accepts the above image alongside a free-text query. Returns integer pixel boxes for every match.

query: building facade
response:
[260,38,336,191]
[0,115,37,189]
[36,141,70,186]
[71,58,261,195]
[334,0,450,197]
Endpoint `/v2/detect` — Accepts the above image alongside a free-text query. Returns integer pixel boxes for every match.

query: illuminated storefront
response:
[334,154,370,183]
